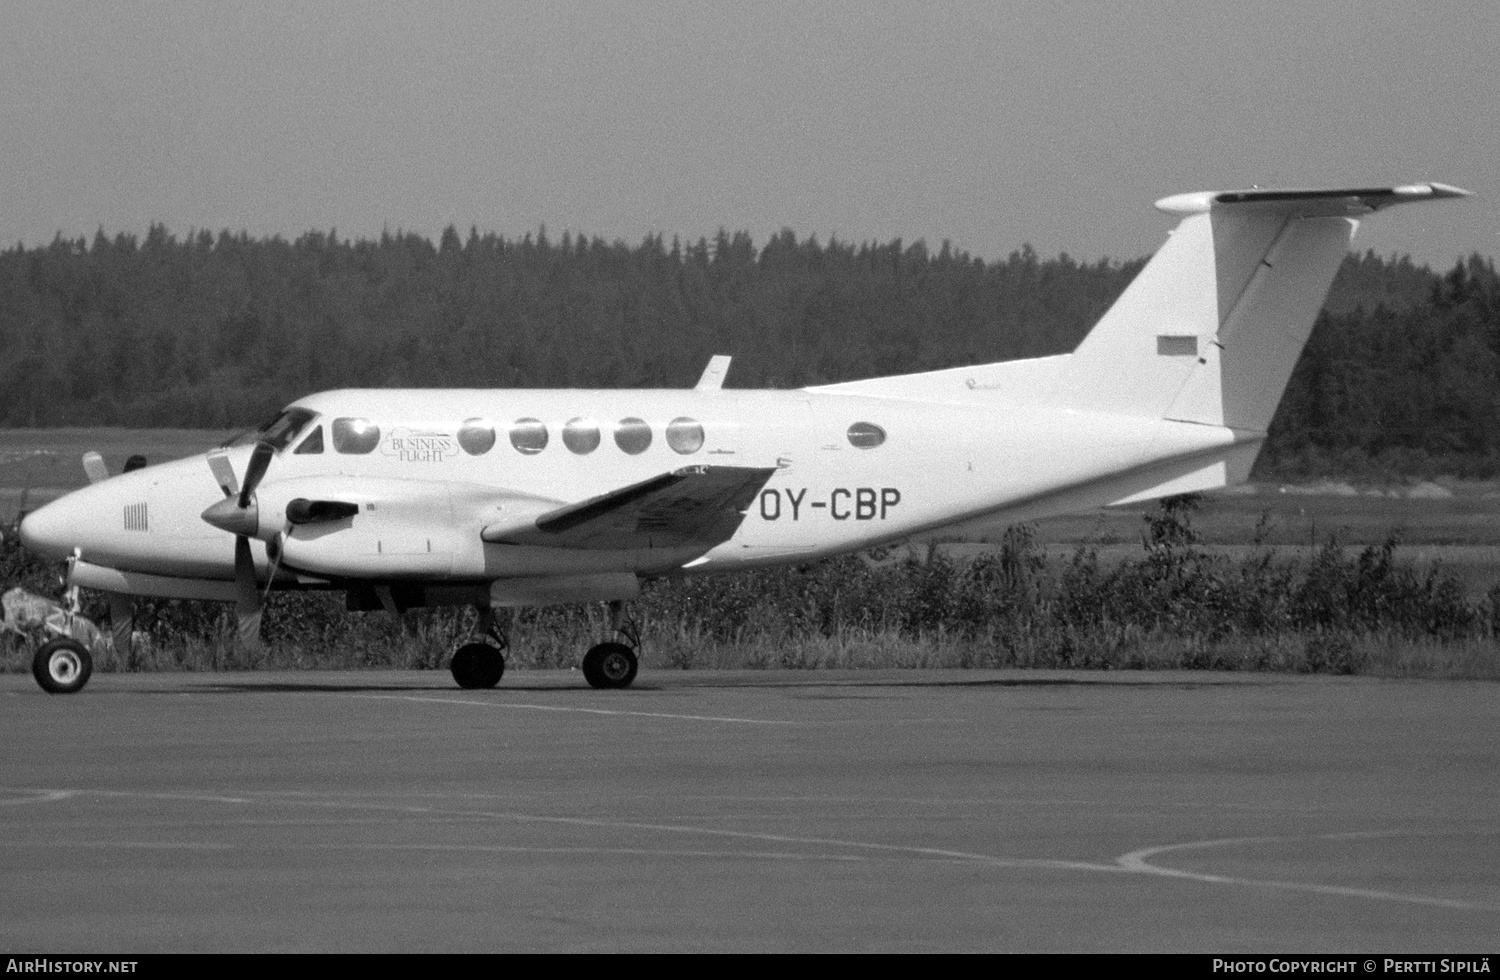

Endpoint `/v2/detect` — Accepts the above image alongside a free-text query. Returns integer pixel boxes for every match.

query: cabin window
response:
[332,417,381,454]
[510,418,548,455]
[563,417,601,455]
[666,417,704,455]
[458,418,496,456]
[847,422,885,449]
[614,417,652,455]
[293,426,324,455]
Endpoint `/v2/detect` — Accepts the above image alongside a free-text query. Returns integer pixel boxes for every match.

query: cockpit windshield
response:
[223,408,318,452]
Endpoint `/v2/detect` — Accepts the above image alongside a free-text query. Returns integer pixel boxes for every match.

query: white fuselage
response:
[19,385,1240,589]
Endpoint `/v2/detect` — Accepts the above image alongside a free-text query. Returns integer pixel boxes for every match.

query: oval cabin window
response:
[332,418,381,454]
[458,418,496,456]
[509,418,549,455]
[666,417,704,455]
[614,418,652,455]
[562,417,601,455]
[847,422,886,449]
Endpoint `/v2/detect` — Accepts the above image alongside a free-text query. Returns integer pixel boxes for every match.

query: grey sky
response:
[3,0,1495,268]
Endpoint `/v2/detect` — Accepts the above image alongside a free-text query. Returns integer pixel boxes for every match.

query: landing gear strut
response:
[582,601,639,690]
[450,605,508,690]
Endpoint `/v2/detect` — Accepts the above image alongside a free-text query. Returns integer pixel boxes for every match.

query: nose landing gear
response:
[32,637,92,695]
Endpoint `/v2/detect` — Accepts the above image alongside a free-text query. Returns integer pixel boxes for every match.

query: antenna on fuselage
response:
[694,355,732,391]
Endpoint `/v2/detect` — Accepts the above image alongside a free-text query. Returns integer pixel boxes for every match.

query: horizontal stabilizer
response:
[1156,183,1470,216]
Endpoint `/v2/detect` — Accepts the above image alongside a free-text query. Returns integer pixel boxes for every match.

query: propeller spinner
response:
[201,441,274,537]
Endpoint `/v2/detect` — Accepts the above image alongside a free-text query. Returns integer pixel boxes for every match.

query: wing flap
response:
[483,465,776,551]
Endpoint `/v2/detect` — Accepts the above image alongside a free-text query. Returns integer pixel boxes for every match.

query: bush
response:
[3,496,1495,677]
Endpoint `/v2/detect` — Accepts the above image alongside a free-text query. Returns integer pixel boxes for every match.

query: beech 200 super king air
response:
[18,183,1470,693]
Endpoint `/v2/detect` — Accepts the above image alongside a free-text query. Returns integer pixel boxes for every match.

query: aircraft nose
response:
[18,498,76,560]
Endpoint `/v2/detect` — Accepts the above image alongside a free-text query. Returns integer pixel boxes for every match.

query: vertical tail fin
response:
[805,184,1468,423]
[1064,184,1469,431]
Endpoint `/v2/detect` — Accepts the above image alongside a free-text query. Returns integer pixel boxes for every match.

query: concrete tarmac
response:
[1,669,1496,952]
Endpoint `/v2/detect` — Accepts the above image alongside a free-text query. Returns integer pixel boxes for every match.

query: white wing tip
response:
[1154,191,1216,215]
[1403,182,1472,200]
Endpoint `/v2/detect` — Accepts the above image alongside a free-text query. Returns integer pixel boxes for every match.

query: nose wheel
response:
[33,638,92,695]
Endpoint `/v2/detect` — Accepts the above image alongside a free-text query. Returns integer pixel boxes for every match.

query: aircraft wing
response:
[482,465,777,551]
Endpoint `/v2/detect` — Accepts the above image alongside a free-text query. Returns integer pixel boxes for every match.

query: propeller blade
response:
[82,452,109,484]
[207,450,238,499]
[236,604,263,647]
[262,531,287,601]
[238,441,274,509]
[234,536,262,648]
[108,592,135,667]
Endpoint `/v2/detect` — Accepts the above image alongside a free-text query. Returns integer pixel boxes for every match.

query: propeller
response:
[82,452,108,484]
[5,486,30,542]
[233,536,261,647]
[202,441,273,538]
[201,441,276,648]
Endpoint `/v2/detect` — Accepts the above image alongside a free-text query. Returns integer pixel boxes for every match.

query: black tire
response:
[582,642,637,690]
[33,638,92,695]
[450,641,505,689]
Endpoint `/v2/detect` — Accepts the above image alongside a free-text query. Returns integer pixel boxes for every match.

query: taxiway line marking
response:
[0,840,237,850]
[356,693,797,725]
[8,786,1493,911]
[0,790,76,806]
[1117,834,1493,911]
[0,840,866,862]
[465,807,1124,875]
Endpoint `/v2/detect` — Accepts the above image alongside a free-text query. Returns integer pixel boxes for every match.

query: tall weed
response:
[2,495,1496,677]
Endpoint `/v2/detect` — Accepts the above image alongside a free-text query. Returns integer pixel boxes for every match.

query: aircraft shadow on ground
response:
[135,674,1273,696]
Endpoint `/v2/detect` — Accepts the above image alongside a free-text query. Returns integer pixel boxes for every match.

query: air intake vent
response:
[123,502,148,532]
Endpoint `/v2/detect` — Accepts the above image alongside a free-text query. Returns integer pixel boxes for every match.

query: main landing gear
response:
[445,601,642,691]
[582,601,639,690]
[449,606,508,690]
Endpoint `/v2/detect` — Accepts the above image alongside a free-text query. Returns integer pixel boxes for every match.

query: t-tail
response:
[1060,183,1469,432]
[813,182,1470,497]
